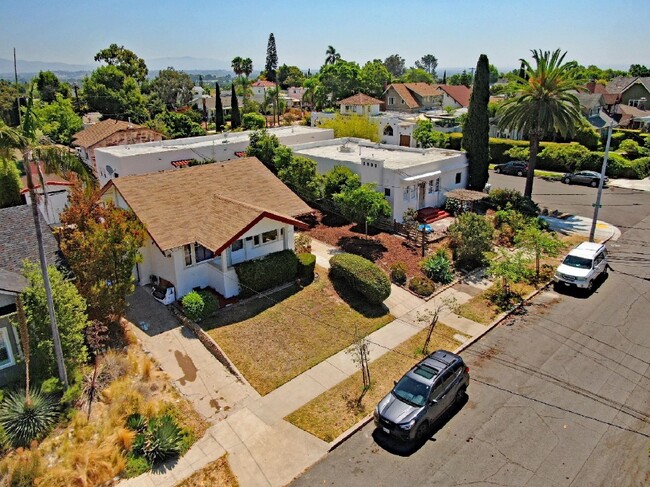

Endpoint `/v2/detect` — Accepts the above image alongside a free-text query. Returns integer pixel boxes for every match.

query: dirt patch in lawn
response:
[456,282,535,325]
[285,323,466,442]
[204,266,394,396]
[301,210,450,279]
[175,454,239,487]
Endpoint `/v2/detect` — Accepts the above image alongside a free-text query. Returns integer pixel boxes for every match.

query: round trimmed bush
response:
[408,276,435,297]
[390,262,407,285]
[329,253,391,304]
[297,253,316,282]
[182,291,204,321]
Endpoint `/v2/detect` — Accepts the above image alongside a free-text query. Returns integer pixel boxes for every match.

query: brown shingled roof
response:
[104,157,312,254]
[72,119,150,148]
[434,85,472,108]
[387,84,419,109]
[405,83,442,97]
[337,93,384,105]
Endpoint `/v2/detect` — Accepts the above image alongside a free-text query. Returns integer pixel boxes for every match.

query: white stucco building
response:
[94,126,334,188]
[292,138,468,222]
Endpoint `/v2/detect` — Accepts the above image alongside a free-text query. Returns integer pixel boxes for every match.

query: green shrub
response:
[235,249,299,297]
[612,128,645,147]
[448,212,493,270]
[40,377,62,395]
[503,146,529,161]
[197,290,219,318]
[629,157,650,179]
[126,412,148,432]
[0,389,60,447]
[390,262,407,285]
[448,132,463,150]
[618,139,643,159]
[132,414,184,465]
[297,253,316,282]
[294,233,312,254]
[124,454,151,478]
[242,112,266,130]
[445,197,465,216]
[578,151,630,177]
[537,143,590,172]
[182,291,204,321]
[408,276,435,297]
[329,253,391,304]
[488,138,530,164]
[488,188,539,217]
[420,249,453,284]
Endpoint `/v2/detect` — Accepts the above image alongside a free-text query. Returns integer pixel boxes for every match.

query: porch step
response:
[417,207,451,224]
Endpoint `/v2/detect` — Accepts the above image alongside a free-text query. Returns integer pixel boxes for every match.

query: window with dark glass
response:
[455,172,462,184]
[184,244,192,266]
[231,239,244,252]
[262,230,278,243]
[194,243,212,263]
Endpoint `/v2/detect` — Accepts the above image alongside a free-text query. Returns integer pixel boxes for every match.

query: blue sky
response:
[2,0,648,71]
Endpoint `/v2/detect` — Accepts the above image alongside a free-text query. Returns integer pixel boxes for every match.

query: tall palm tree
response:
[325,46,341,65]
[0,90,96,389]
[241,58,253,79]
[231,56,244,77]
[497,49,583,198]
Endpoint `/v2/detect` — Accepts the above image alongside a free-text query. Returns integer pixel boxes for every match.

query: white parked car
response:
[554,242,608,292]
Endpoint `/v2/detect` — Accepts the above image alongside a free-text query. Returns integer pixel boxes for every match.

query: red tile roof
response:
[434,84,472,108]
[252,80,276,88]
[337,93,384,105]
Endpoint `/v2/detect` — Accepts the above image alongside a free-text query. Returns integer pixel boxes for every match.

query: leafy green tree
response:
[384,54,406,78]
[230,83,241,129]
[401,68,434,84]
[323,165,361,199]
[413,120,450,148]
[150,68,194,110]
[35,71,67,103]
[320,114,379,142]
[94,43,148,83]
[302,77,321,109]
[0,80,21,126]
[334,183,391,237]
[449,70,472,87]
[325,45,341,65]
[629,64,650,77]
[0,157,22,208]
[82,65,149,123]
[246,129,280,168]
[0,92,96,388]
[515,223,562,282]
[488,64,500,84]
[32,95,83,145]
[359,60,392,99]
[487,248,531,303]
[277,64,305,89]
[278,155,322,201]
[214,82,224,131]
[242,112,266,130]
[414,54,438,78]
[150,111,205,139]
[58,182,146,324]
[319,60,361,103]
[21,261,90,381]
[448,212,493,269]
[462,54,491,190]
[498,49,583,198]
[272,145,293,172]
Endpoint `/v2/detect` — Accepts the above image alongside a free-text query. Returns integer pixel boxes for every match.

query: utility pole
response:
[589,123,614,242]
[13,47,21,126]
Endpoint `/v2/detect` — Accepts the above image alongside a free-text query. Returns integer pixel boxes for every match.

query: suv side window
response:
[430,371,450,400]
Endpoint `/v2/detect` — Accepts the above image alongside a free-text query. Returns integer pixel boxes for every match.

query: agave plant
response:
[126,413,147,433]
[0,389,60,447]
[132,414,183,464]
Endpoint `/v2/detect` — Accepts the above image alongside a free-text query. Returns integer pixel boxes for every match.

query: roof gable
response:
[105,157,312,252]
[72,119,155,148]
[338,93,384,106]
[386,84,419,108]
[435,84,472,108]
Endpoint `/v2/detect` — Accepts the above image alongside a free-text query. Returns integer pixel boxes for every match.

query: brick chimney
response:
[586,80,596,93]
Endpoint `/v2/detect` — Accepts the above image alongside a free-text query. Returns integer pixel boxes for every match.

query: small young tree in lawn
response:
[515,223,563,283]
[334,183,391,238]
[487,248,531,308]
[417,297,457,355]
[448,212,493,269]
[346,325,371,404]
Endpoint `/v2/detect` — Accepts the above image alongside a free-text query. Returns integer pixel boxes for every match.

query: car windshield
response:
[392,376,430,407]
[563,255,592,269]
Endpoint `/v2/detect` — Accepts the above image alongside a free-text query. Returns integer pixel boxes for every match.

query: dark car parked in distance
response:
[374,349,469,442]
[493,160,528,176]
[562,170,608,187]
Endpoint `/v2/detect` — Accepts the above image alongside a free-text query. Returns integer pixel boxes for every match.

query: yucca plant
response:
[126,413,147,433]
[132,414,183,464]
[0,389,60,447]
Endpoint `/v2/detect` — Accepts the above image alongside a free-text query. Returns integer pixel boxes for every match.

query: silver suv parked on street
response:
[374,350,469,442]
[554,242,608,292]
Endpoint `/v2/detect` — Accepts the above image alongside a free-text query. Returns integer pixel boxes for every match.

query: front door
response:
[399,135,411,147]
[418,182,426,209]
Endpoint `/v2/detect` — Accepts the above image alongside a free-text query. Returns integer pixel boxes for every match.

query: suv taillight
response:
[465,366,470,374]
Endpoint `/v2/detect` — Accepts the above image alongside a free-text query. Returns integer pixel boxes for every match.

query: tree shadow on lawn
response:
[329,275,390,319]
[337,236,388,262]
[199,284,300,331]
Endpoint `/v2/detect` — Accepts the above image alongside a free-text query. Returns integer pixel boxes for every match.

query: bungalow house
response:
[605,77,650,109]
[100,157,312,299]
[293,138,468,222]
[21,162,74,225]
[384,83,443,112]
[251,80,276,101]
[72,119,163,174]
[612,104,650,129]
[0,205,63,386]
[338,93,384,116]
[433,84,472,110]
[93,126,334,188]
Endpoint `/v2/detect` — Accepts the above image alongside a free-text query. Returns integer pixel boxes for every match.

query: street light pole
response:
[588,123,614,242]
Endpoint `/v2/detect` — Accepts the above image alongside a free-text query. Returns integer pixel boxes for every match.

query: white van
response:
[554,242,608,292]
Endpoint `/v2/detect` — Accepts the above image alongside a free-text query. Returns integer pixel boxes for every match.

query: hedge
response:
[329,253,391,304]
[235,250,298,297]
[448,132,463,151]
[296,252,316,282]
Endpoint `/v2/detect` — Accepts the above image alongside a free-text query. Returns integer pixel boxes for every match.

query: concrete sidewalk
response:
[542,214,621,242]
[607,177,650,192]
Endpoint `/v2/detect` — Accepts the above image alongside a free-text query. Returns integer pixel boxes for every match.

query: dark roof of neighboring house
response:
[337,93,384,106]
[72,119,155,148]
[575,92,604,111]
[102,157,312,254]
[0,205,61,275]
[606,77,650,95]
[615,104,650,126]
[434,84,472,108]
[0,269,28,295]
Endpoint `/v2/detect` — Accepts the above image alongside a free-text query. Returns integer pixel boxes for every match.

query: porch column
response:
[283,225,290,250]
[220,250,228,273]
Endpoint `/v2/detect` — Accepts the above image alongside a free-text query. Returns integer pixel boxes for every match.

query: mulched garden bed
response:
[300,210,450,280]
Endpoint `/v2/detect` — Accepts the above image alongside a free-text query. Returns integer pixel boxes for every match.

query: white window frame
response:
[403,186,409,201]
[410,186,416,199]
[184,244,193,267]
[261,229,279,244]
[428,180,434,194]
[0,328,16,370]
[389,97,395,105]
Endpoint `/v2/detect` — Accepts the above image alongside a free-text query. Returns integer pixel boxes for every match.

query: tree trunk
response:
[15,297,30,404]
[525,132,540,199]
[23,153,69,389]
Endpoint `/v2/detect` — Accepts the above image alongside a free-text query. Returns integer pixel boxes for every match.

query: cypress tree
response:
[214,82,224,131]
[462,54,490,191]
[230,83,241,129]
[442,70,447,84]
[265,33,279,125]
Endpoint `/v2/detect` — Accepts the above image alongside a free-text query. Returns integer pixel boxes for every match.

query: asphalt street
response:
[290,176,650,487]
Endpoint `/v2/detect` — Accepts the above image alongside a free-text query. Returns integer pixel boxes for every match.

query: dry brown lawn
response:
[205,266,394,396]
[456,281,536,325]
[285,323,466,442]
[175,455,239,487]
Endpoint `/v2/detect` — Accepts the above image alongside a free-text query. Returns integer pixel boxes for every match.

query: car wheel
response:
[517,170,524,177]
[587,279,594,292]
[563,177,571,184]
[456,386,467,403]
[416,421,429,441]
[591,180,598,187]
[495,167,501,174]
